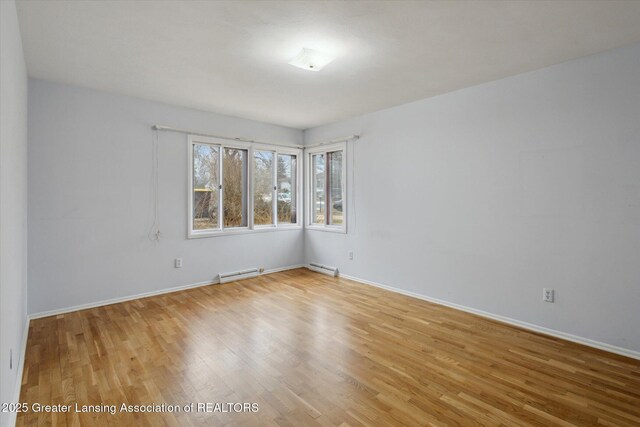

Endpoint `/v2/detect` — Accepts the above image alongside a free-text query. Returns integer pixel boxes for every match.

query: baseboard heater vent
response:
[218,268,259,284]
[308,263,338,277]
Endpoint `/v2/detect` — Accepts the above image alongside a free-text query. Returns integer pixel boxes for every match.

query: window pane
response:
[192,144,219,230]
[328,150,343,225]
[311,154,325,224]
[277,154,297,224]
[254,150,274,226]
[223,147,248,228]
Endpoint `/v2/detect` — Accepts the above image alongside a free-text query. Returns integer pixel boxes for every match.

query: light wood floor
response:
[17,269,640,426]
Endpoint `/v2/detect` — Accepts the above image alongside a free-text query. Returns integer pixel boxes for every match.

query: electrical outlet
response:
[348,251,354,260]
[543,288,554,303]
[175,258,183,268]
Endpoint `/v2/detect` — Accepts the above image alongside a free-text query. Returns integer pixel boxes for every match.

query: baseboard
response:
[28,264,305,320]
[337,272,640,361]
[8,316,30,427]
[263,264,305,274]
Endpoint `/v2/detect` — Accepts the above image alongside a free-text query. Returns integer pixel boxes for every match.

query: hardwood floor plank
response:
[17,269,640,426]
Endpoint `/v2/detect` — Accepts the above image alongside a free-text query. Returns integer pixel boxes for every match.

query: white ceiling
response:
[16,1,640,129]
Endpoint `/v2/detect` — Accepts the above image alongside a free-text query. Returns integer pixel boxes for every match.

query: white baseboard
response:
[263,264,305,274]
[337,272,640,361]
[8,316,30,427]
[28,264,305,320]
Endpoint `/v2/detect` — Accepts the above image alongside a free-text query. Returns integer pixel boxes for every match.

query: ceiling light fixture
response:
[288,48,335,72]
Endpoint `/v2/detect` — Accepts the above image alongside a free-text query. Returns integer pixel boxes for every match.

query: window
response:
[192,143,220,230]
[223,147,248,228]
[311,153,325,224]
[328,151,343,225]
[188,135,302,238]
[306,142,346,232]
[253,150,274,226]
[277,154,297,224]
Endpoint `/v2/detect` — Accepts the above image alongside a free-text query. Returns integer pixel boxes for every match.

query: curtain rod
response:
[304,134,360,149]
[152,125,359,150]
[152,125,305,149]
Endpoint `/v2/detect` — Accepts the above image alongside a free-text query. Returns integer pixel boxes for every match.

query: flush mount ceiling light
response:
[288,48,335,72]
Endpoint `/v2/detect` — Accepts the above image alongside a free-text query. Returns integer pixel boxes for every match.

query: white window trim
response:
[305,141,347,234]
[188,135,303,238]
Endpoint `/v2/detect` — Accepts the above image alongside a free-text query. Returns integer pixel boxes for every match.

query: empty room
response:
[2,1,640,426]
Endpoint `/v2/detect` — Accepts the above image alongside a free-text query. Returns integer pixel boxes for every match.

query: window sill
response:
[305,225,347,234]
[188,225,302,239]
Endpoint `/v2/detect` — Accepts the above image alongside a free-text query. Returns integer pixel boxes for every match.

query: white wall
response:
[27,80,304,315]
[0,0,29,425]
[304,43,640,354]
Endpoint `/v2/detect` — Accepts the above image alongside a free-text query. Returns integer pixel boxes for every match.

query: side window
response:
[307,143,346,232]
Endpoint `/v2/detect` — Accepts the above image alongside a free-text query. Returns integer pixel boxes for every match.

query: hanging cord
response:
[148,129,162,242]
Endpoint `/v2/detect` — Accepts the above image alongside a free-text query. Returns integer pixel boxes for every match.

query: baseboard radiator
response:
[308,263,339,277]
[218,268,259,284]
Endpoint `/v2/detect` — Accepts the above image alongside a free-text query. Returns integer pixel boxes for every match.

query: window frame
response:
[188,135,302,238]
[305,142,347,233]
